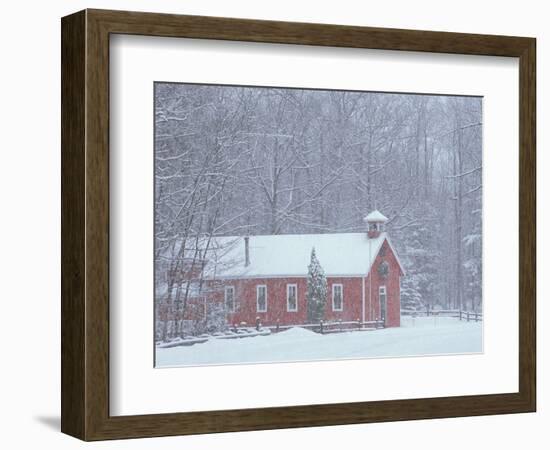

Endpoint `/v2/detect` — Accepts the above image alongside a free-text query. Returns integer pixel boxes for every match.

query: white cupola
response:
[364,210,388,239]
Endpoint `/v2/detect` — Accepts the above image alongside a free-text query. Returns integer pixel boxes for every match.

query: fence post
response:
[459,310,462,321]
[339,319,343,332]
[466,312,470,322]
[276,319,280,333]
[255,317,261,331]
[320,320,324,334]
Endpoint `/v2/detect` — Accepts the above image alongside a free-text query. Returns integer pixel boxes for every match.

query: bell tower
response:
[364,210,388,239]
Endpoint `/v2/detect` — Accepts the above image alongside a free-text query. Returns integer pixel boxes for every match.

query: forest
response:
[154,82,482,337]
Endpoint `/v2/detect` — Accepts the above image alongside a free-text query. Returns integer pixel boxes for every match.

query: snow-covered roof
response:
[196,232,403,278]
[364,210,388,223]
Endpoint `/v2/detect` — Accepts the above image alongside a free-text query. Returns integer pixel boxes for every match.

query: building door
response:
[379,286,387,326]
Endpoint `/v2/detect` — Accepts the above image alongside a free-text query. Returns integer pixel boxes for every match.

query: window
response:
[256,285,267,312]
[332,284,343,311]
[225,286,235,313]
[287,284,298,312]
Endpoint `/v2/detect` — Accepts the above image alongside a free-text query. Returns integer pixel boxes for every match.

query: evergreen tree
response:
[400,276,424,311]
[306,247,328,323]
[395,206,441,311]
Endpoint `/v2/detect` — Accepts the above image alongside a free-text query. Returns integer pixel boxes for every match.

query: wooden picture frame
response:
[61,9,536,441]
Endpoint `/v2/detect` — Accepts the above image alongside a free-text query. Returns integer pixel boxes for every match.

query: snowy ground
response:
[155,316,483,368]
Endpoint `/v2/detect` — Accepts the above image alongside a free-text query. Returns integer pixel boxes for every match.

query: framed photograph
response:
[61,9,536,441]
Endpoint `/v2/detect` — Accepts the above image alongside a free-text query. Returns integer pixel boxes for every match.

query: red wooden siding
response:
[226,277,309,327]
[187,237,402,328]
[224,277,366,327]
[324,278,363,323]
[364,240,402,327]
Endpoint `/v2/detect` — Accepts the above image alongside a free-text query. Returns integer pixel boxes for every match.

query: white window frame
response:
[286,283,298,312]
[379,285,387,319]
[332,283,344,311]
[256,285,267,312]
[225,285,235,313]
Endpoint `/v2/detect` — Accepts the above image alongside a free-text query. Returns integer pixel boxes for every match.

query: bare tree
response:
[154,83,483,337]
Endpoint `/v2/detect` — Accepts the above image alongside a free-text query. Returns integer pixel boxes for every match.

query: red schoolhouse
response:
[210,210,404,328]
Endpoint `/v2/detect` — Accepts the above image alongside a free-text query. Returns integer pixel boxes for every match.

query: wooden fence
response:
[456,310,483,322]
[401,309,483,322]
[267,319,385,334]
